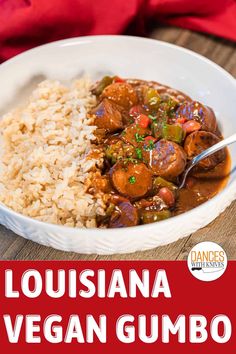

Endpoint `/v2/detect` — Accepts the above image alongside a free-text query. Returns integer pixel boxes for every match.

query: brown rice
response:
[0,78,106,228]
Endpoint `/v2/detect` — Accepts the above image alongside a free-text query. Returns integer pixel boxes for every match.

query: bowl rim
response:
[0,34,235,235]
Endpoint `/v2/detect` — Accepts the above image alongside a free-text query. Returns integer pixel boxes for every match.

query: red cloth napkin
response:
[0,0,235,62]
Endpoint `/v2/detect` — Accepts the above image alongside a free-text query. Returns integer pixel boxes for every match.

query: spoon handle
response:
[191,133,236,167]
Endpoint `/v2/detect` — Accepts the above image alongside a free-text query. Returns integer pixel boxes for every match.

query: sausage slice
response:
[145,139,187,180]
[184,131,226,169]
[176,101,217,133]
[110,161,153,199]
[102,82,138,109]
[90,98,123,133]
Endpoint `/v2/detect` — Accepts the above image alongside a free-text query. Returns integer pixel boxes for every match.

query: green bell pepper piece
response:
[141,209,171,224]
[162,123,184,143]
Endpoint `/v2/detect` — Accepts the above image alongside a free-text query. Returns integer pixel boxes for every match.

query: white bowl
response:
[0,35,235,255]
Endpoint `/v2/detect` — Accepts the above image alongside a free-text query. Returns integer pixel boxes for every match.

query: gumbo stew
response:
[88,76,230,228]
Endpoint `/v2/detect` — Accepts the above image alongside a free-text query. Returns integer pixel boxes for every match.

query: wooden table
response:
[0,27,236,260]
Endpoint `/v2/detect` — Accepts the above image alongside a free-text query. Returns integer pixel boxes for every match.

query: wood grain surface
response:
[0,26,235,260]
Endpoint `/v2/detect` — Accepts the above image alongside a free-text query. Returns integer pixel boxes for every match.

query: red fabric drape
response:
[0,0,235,62]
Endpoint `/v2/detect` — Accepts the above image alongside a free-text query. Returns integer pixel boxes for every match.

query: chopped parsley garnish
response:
[135,132,144,143]
[136,147,142,159]
[148,114,157,122]
[148,140,155,150]
[129,176,136,184]
[144,139,155,151]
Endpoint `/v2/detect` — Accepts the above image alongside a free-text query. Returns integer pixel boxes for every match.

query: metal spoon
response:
[179,133,236,189]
